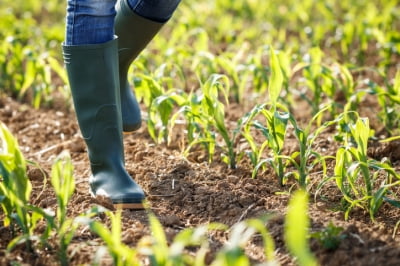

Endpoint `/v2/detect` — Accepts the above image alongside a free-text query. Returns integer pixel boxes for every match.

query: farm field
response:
[1,0,400,265]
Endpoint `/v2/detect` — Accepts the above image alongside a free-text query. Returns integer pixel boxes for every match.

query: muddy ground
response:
[1,95,400,265]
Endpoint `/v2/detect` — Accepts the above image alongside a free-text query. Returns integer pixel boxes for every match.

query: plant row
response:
[0,122,334,265]
[134,46,400,220]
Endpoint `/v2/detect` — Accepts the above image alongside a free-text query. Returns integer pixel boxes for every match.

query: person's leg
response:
[127,0,181,22]
[115,0,181,132]
[65,0,116,45]
[64,0,145,209]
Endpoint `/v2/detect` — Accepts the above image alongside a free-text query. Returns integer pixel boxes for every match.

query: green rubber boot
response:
[63,38,145,209]
[115,0,165,132]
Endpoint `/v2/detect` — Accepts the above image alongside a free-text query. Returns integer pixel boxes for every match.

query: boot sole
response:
[113,202,145,210]
[91,192,145,210]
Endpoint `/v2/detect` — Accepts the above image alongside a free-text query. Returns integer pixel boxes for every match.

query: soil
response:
[1,95,400,266]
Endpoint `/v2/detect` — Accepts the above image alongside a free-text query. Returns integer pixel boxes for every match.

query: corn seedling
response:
[242,47,292,184]
[148,90,188,144]
[177,74,237,168]
[50,151,76,266]
[80,209,139,266]
[211,222,259,266]
[284,190,318,266]
[168,222,227,265]
[180,97,218,164]
[214,45,260,104]
[191,50,219,86]
[297,47,346,118]
[139,212,228,266]
[91,209,279,266]
[240,103,290,185]
[133,72,183,143]
[207,215,277,266]
[134,72,166,110]
[366,70,400,135]
[331,116,400,219]
[281,107,335,188]
[0,122,52,251]
[200,74,236,168]
[310,222,346,251]
[139,212,170,266]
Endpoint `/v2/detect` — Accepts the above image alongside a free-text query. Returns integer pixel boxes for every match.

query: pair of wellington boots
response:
[63,0,164,209]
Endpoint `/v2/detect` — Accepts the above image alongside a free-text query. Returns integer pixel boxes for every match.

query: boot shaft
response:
[62,38,124,166]
[115,0,165,75]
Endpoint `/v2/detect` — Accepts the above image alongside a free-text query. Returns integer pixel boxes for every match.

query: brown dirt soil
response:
[1,96,400,265]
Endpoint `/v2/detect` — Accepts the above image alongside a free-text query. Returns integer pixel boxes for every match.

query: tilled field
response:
[1,96,400,265]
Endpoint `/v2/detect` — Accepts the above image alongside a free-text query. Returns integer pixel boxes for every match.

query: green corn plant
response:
[138,212,278,266]
[368,0,400,71]
[215,46,256,104]
[50,151,77,266]
[376,30,400,73]
[174,74,237,168]
[268,46,284,110]
[337,3,383,65]
[81,209,139,266]
[132,60,186,102]
[168,222,228,265]
[133,72,183,144]
[366,70,400,135]
[281,109,368,189]
[169,91,216,164]
[133,63,189,144]
[152,62,186,93]
[200,74,236,168]
[143,76,223,157]
[245,218,277,264]
[191,50,219,84]
[133,72,166,109]
[0,122,30,228]
[236,49,293,167]
[310,222,346,251]
[324,62,358,118]
[241,103,290,185]
[246,46,294,106]
[179,100,217,164]
[335,63,356,103]
[243,47,291,184]
[51,151,75,230]
[246,46,269,96]
[332,116,400,220]
[168,91,219,156]
[284,189,318,266]
[238,104,270,169]
[276,48,295,107]
[147,90,188,144]
[280,106,336,188]
[139,212,227,266]
[0,122,52,251]
[211,218,278,266]
[298,47,338,116]
[139,212,170,266]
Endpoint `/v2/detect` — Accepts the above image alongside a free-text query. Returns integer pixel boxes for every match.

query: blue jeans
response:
[65,0,180,45]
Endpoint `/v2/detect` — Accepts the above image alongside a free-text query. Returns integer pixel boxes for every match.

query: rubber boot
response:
[115,0,165,132]
[62,38,145,209]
